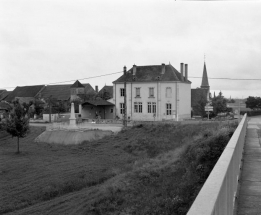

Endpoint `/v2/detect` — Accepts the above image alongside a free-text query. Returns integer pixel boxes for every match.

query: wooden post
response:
[124,66,127,127]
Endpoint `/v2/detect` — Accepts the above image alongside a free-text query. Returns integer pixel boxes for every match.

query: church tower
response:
[200,62,210,101]
[201,62,210,90]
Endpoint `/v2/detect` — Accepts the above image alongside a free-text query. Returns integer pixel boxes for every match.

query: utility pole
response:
[123,66,127,127]
[49,95,52,123]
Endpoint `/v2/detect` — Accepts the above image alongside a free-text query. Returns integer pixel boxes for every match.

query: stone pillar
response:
[69,102,77,127]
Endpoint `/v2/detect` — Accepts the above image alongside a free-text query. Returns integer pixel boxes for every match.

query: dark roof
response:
[0,91,11,101]
[0,101,12,110]
[82,100,114,106]
[113,64,191,83]
[0,90,6,94]
[201,62,209,88]
[40,83,95,101]
[5,85,45,102]
[70,80,85,88]
[191,88,209,106]
[98,86,113,97]
[40,84,72,100]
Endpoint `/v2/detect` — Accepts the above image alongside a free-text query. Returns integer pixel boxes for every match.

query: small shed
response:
[81,100,115,120]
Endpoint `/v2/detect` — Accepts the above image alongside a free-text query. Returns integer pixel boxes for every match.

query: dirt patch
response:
[35,130,113,144]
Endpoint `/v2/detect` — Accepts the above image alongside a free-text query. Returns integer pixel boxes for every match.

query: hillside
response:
[0,121,237,215]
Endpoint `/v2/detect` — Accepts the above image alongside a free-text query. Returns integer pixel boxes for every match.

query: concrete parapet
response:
[187,114,247,215]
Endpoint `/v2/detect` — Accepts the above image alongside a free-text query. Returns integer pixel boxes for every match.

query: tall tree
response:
[212,91,227,115]
[4,101,30,153]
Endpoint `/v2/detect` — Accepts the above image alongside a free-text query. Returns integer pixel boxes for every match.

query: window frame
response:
[166,103,172,115]
[134,102,142,113]
[120,88,125,97]
[166,87,172,98]
[120,103,125,114]
[149,87,154,97]
[135,87,141,98]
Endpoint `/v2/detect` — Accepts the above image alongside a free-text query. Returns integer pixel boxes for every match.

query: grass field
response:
[0,122,237,215]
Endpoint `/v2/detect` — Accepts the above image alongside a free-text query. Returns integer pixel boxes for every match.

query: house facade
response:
[113,63,191,121]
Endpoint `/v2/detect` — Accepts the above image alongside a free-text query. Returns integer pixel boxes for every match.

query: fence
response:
[187,114,247,215]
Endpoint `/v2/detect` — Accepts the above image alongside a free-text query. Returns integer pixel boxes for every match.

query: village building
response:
[0,90,11,101]
[112,63,191,121]
[4,85,45,104]
[191,62,211,116]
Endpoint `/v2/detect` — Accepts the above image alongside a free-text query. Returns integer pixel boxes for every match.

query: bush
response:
[240,110,261,116]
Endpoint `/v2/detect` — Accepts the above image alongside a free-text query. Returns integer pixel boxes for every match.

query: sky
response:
[0,0,261,99]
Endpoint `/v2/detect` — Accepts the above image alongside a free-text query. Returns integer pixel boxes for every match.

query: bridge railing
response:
[187,114,247,215]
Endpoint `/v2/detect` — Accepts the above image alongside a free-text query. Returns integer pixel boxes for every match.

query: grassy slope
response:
[0,122,237,215]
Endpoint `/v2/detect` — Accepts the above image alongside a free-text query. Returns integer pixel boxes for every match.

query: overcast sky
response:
[1,0,261,99]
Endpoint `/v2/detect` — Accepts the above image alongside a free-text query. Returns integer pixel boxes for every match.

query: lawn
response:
[0,122,237,215]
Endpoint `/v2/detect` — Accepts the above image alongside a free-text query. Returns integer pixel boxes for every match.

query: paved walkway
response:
[237,116,261,215]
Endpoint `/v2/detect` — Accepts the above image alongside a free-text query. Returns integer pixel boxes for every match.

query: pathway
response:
[237,116,261,215]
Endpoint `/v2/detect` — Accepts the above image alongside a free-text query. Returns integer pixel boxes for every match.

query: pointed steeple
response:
[200,62,209,90]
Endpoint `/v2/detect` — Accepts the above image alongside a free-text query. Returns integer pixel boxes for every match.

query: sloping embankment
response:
[35,130,113,144]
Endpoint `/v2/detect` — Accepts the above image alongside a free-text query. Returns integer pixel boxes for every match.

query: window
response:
[148,102,156,113]
[149,88,154,97]
[166,103,172,115]
[134,102,142,113]
[77,88,84,94]
[110,108,113,113]
[152,102,156,113]
[120,88,125,97]
[166,87,172,98]
[135,88,141,97]
[120,103,125,114]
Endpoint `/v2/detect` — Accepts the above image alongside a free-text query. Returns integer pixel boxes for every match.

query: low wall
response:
[187,114,247,215]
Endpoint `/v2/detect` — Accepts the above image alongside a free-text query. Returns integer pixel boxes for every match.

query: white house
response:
[112,63,191,121]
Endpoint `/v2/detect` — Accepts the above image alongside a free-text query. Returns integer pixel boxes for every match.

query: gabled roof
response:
[98,86,113,97]
[5,85,45,102]
[0,101,12,111]
[113,64,191,83]
[0,91,11,101]
[82,100,114,106]
[40,83,95,101]
[40,84,72,101]
[70,80,85,88]
[201,62,209,88]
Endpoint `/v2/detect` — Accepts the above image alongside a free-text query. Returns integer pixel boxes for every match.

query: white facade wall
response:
[113,81,191,121]
[179,83,191,119]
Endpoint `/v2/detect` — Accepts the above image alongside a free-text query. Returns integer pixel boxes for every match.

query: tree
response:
[99,90,111,100]
[3,101,30,153]
[246,96,261,110]
[212,91,228,115]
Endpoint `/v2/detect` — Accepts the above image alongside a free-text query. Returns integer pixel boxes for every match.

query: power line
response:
[189,77,261,81]
[1,71,123,89]
[1,74,261,89]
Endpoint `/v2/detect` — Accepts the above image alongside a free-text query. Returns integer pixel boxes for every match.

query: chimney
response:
[133,64,136,76]
[95,86,98,93]
[161,63,165,74]
[123,66,127,75]
[185,64,188,81]
[180,63,184,81]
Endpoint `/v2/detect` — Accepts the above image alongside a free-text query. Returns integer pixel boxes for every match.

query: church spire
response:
[200,62,210,90]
